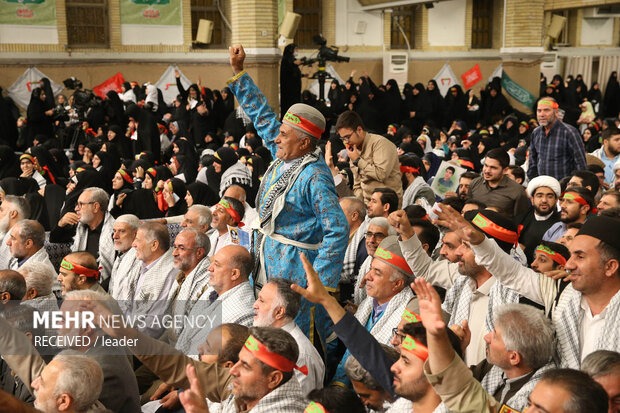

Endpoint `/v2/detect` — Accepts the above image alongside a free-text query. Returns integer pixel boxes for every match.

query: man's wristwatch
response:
[352,158,360,167]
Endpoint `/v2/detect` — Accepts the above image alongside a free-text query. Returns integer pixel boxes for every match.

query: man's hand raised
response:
[433,204,484,245]
[411,278,445,336]
[229,45,246,75]
[388,210,415,241]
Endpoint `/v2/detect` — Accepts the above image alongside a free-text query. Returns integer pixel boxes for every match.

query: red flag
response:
[93,72,125,98]
[461,64,482,90]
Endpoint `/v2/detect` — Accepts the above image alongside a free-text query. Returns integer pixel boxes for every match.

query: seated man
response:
[56,252,105,295]
[6,220,54,273]
[333,235,414,387]
[208,197,249,255]
[181,204,213,234]
[84,301,309,413]
[223,184,259,227]
[339,196,368,294]
[116,222,178,337]
[581,350,620,413]
[18,262,59,312]
[50,187,115,287]
[412,277,609,413]
[176,245,255,358]
[253,278,325,394]
[0,270,26,312]
[108,214,139,297]
[0,195,30,270]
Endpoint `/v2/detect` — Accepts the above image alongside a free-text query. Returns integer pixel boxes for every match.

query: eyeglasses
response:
[77,201,95,208]
[339,132,355,142]
[391,328,406,343]
[173,244,197,252]
[365,231,387,240]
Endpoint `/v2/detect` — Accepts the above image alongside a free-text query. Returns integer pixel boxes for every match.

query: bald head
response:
[223,185,247,204]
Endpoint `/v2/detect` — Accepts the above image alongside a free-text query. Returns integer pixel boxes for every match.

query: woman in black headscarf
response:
[171,154,198,183]
[604,71,619,118]
[588,82,603,114]
[328,80,345,115]
[185,181,218,207]
[0,177,50,229]
[582,126,601,153]
[221,87,235,120]
[212,146,251,196]
[0,146,21,179]
[92,150,118,193]
[422,79,443,127]
[0,87,18,148]
[173,138,199,166]
[162,178,188,217]
[109,168,136,218]
[30,146,63,186]
[125,103,160,159]
[443,85,467,128]
[105,90,127,129]
[26,87,55,146]
[280,43,302,118]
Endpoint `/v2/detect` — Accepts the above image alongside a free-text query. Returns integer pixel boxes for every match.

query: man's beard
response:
[395,371,428,402]
[533,204,553,216]
[253,311,276,327]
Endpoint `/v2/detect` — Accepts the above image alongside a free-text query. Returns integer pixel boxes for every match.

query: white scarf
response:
[72,212,115,285]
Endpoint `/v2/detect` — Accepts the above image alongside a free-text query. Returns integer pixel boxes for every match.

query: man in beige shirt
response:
[336,110,402,203]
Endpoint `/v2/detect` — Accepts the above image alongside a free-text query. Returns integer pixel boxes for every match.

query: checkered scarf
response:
[176,281,256,357]
[481,361,555,411]
[355,287,414,345]
[219,161,252,197]
[252,148,321,282]
[485,282,521,333]
[442,275,476,327]
[353,255,372,305]
[109,248,140,302]
[9,246,54,271]
[0,231,11,270]
[134,249,178,303]
[170,256,211,334]
[402,176,429,208]
[553,286,620,368]
[22,293,59,313]
[341,219,368,283]
[72,212,116,284]
[220,375,307,413]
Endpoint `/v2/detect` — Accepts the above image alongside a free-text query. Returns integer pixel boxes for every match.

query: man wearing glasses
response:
[50,187,116,287]
[336,110,403,203]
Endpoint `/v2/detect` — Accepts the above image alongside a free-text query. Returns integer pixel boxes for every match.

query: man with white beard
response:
[253,278,325,394]
[0,195,30,270]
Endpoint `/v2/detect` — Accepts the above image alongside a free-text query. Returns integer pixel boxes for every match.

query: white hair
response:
[115,214,140,230]
[83,187,109,209]
[19,262,55,297]
[188,205,213,227]
[368,217,397,236]
[52,352,103,413]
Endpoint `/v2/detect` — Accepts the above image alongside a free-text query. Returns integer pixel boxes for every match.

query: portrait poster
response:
[430,161,466,198]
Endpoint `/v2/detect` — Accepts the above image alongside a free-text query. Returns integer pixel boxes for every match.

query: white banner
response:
[433,63,460,97]
[7,67,63,109]
[489,64,503,82]
[308,64,345,103]
[155,65,192,105]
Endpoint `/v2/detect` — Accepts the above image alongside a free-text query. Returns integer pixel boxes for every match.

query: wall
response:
[580,17,615,45]
[428,0,467,47]
[334,0,384,48]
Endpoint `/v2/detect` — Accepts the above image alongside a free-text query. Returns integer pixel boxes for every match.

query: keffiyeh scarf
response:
[72,212,116,285]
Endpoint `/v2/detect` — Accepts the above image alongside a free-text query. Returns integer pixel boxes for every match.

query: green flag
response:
[0,0,56,26]
[501,71,536,108]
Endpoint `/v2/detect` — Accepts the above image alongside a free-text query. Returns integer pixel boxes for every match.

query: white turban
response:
[526,175,561,198]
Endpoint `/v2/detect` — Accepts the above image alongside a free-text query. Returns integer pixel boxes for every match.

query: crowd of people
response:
[0,43,619,413]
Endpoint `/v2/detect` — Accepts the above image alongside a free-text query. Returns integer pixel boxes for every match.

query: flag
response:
[501,71,536,108]
[308,64,344,103]
[489,64,503,82]
[156,65,191,105]
[433,63,460,97]
[7,67,63,109]
[461,64,482,90]
[93,72,125,98]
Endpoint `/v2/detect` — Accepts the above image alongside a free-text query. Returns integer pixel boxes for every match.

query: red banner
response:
[461,64,482,90]
[93,72,125,98]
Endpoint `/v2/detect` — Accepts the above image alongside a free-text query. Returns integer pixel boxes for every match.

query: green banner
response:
[0,0,56,26]
[501,71,536,108]
[120,0,181,26]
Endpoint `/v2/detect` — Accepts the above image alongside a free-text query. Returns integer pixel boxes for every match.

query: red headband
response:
[561,192,596,214]
[401,308,421,323]
[472,213,519,247]
[217,199,244,227]
[305,402,327,413]
[60,258,99,280]
[538,99,559,109]
[20,154,34,163]
[282,111,324,139]
[457,159,474,169]
[118,169,133,184]
[244,335,308,375]
[401,335,428,361]
[374,246,412,275]
[400,165,420,175]
[535,245,567,266]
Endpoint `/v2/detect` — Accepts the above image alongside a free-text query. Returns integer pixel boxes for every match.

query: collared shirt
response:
[86,218,104,259]
[281,320,325,395]
[579,296,607,361]
[468,176,530,217]
[495,371,536,405]
[371,299,389,324]
[467,276,496,365]
[590,147,620,184]
[527,120,587,181]
[542,221,567,242]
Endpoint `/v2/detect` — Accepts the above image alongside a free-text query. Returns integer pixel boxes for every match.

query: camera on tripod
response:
[299,34,350,101]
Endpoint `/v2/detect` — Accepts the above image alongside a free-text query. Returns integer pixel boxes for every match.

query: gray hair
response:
[16,219,46,248]
[345,344,399,390]
[115,214,140,231]
[139,221,170,252]
[3,195,31,220]
[179,227,210,252]
[0,269,26,300]
[53,352,104,413]
[388,266,412,284]
[19,262,55,297]
[296,130,319,150]
[83,187,110,210]
[494,304,554,370]
[268,278,301,320]
[368,217,397,236]
[341,196,367,221]
[581,350,620,378]
[188,205,213,227]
